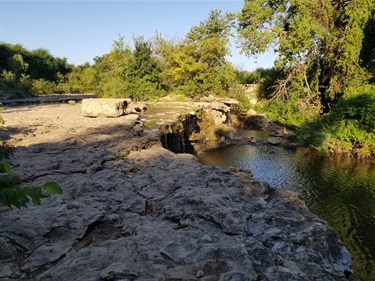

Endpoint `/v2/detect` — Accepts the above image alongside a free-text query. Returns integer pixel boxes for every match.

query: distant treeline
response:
[0,11,255,101]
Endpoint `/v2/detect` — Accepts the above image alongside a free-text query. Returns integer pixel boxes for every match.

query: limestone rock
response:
[267,136,283,145]
[0,103,352,281]
[81,98,131,117]
[125,102,148,114]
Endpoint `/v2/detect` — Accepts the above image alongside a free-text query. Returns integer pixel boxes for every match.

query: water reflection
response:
[197,145,375,279]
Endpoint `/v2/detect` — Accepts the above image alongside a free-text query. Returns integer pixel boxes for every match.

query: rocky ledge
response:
[0,102,351,280]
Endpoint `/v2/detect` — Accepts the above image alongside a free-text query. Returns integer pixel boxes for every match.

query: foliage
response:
[126,36,164,101]
[90,35,165,100]
[297,93,375,157]
[256,97,319,128]
[67,63,97,94]
[360,12,375,82]
[0,163,63,208]
[0,43,70,82]
[93,36,132,98]
[0,125,62,208]
[31,79,56,95]
[237,0,375,112]
[235,67,281,85]
[255,68,284,99]
[0,43,71,97]
[0,105,63,208]
[0,70,33,98]
[154,10,237,100]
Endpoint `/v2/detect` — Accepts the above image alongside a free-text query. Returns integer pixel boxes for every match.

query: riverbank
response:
[0,102,352,280]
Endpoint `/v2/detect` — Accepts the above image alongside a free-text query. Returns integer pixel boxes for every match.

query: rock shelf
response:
[0,102,352,280]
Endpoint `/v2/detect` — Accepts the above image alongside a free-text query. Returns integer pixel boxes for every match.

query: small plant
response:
[0,115,62,208]
[0,158,63,208]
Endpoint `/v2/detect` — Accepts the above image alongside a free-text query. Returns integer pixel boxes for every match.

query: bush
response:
[0,71,33,98]
[256,97,319,128]
[32,79,56,95]
[297,93,375,157]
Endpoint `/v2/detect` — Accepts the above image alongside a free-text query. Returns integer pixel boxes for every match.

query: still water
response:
[197,145,375,280]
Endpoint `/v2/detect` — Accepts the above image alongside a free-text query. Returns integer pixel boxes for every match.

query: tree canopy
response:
[237,0,375,112]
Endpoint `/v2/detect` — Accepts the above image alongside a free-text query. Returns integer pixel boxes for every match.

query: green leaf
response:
[43,182,63,194]
[0,190,12,207]
[5,189,21,208]
[24,187,44,205]
[0,160,14,175]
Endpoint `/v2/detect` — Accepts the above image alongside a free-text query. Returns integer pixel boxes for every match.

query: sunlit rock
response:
[81,98,131,117]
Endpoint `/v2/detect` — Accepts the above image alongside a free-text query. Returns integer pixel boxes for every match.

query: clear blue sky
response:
[0,0,276,70]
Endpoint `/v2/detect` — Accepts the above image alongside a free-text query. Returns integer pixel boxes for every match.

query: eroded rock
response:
[0,103,352,280]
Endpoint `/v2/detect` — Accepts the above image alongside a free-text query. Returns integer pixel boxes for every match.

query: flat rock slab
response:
[82,98,132,117]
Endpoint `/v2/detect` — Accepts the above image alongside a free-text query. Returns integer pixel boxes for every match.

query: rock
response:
[81,98,131,117]
[267,137,283,145]
[0,103,352,281]
[125,102,148,114]
[247,109,257,115]
[244,114,270,131]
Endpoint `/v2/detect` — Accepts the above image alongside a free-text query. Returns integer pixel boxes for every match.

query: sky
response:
[0,0,276,70]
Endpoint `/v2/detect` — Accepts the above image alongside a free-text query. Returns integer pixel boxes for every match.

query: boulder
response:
[81,98,132,117]
[267,137,283,145]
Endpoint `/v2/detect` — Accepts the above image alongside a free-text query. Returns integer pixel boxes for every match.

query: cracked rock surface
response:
[0,103,351,280]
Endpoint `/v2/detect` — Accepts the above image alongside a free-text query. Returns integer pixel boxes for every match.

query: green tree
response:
[0,43,28,73]
[237,0,375,112]
[0,43,72,97]
[182,9,236,97]
[153,32,181,93]
[8,54,29,80]
[127,36,163,101]
[67,63,97,94]
[93,35,132,97]
[154,10,236,99]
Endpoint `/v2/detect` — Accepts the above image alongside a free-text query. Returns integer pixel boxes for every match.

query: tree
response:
[8,54,28,80]
[67,63,97,94]
[93,35,132,98]
[237,0,375,112]
[153,10,237,99]
[127,36,163,101]
[0,43,72,97]
[360,11,375,81]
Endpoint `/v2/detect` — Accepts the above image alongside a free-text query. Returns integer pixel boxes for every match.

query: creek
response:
[197,144,375,280]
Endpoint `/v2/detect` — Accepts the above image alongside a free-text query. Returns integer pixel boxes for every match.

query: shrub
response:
[31,79,56,95]
[297,93,375,157]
